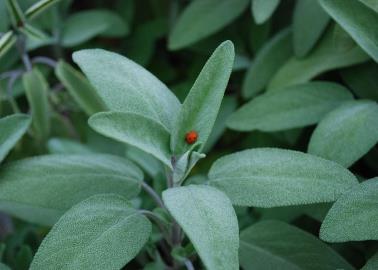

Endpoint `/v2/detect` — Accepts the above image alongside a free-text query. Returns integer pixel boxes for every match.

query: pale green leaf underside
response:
[208,148,358,207]
[240,220,354,270]
[163,185,239,270]
[252,0,280,24]
[308,100,378,167]
[320,177,378,242]
[0,154,143,226]
[30,194,151,270]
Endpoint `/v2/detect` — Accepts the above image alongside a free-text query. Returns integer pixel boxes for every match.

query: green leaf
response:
[168,0,249,50]
[89,112,172,168]
[47,138,94,154]
[62,9,129,47]
[362,252,378,270]
[30,194,151,270]
[242,28,292,99]
[73,49,181,131]
[0,114,30,163]
[0,154,143,226]
[0,263,11,270]
[240,220,354,270]
[320,177,378,242]
[125,146,163,178]
[252,0,280,24]
[5,0,25,27]
[293,0,330,57]
[22,68,51,141]
[308,100,378,167]
[228,81,353,132]
[319,0,378,62]
[208,148,358,207]
[163,185,239,270]
[0,31,16,59]
[25,0,60,20]
[268,25,369,90]
[170,41,234,154]
[55,60,106,116]
[359,0,378,13]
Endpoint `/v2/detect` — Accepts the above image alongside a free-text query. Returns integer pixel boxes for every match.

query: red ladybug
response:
[185,131,198,144]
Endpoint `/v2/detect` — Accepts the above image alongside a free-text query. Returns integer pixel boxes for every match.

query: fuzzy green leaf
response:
[319,0,378,62]
[163,185,239,270]
[170,41,234,154]
[73,49,180,131]
[240,220,354,270]
[30,194,151,270]
[252,0,280,24]
[320,177,378,242]
[0,114,30,163]
[0,154,143,226]
[89,112,172,168]
[293,0,330,57]
[362,252,378,270]
[208,148,358,207]
[308,100,378,167]
[0,263,11,270]
[168,0,249,50]
[47,138,94,154]
[228,82,353,132]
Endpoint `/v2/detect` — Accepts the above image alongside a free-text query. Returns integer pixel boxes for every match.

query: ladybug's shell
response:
[185,131,198,144]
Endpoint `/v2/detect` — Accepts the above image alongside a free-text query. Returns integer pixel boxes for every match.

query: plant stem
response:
[141,182,165,209]
[31,56,57,68]
[184,259,195,270]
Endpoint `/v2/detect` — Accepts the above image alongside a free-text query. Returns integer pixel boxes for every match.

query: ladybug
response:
[185,131,198,144]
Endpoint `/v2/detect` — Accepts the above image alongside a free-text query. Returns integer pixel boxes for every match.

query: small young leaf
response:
[293,0,330,57]
[163,185,239,270]
[362,252,378,270]
[168,0,249,50]
[55,60,106,116]
[240,220,354,270]
[89,112,172,168]
[0,154,143,225]
[308,100,378,167]
[73,49,181,131]
[30,194,151,270]
[320,177,378,242]
[319,0,378,62]
[170,41,234,154]
[25,0,60,20]
[0,31,16,59]
[252,0,280,24]
[208,148,358,207]
[242,28,292,99]
[5,0,25,27]
[47,138,94,154]
[228,82,353,132]
[0,114,30,163]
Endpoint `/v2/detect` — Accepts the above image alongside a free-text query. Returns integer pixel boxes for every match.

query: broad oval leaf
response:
[240,220,354,270]
[362,252,378,270]
[319,0,378,62]
[320,177,378,242]
[242,28,292,99]
[168,0,249,50]
[0,114,30,163]
[89,111,172,168]
[163,185,239,270]
[252,0,280,24]
[293,0,330,57]
[73,49,181,131]
[308,100,378,168]
[0,154,143,226]
[208,148,358,207]
[170,41,234,154]
[30,194,151,270]
[47,138,94,154]
[55,60,106,116]
[228,82,353,132]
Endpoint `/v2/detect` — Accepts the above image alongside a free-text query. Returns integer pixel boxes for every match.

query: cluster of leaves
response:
[0,0,377,269]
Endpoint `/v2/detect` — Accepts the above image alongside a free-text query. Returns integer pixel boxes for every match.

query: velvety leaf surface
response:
[359,0,378,12]
[252,0,280,24]
[30,194,151,270]
[0,114,30,163]
[242,28,292,99]
[89,111,172,168]
[168,0,249,50]
[240,220,354,270]
[55,60,106,116]
[228,82,353,132]
[47,138,94,154]
[320,177,378,242]
[362,252,378,270]
[163,185,239,270]
[0,154,143,225]
[319,0,378,62]
[73,49,181,130]
[170,41,234,154]
[0,263,11,270]
[308,100,378,167]
[293,0,330,57]
[208,148,358,207]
